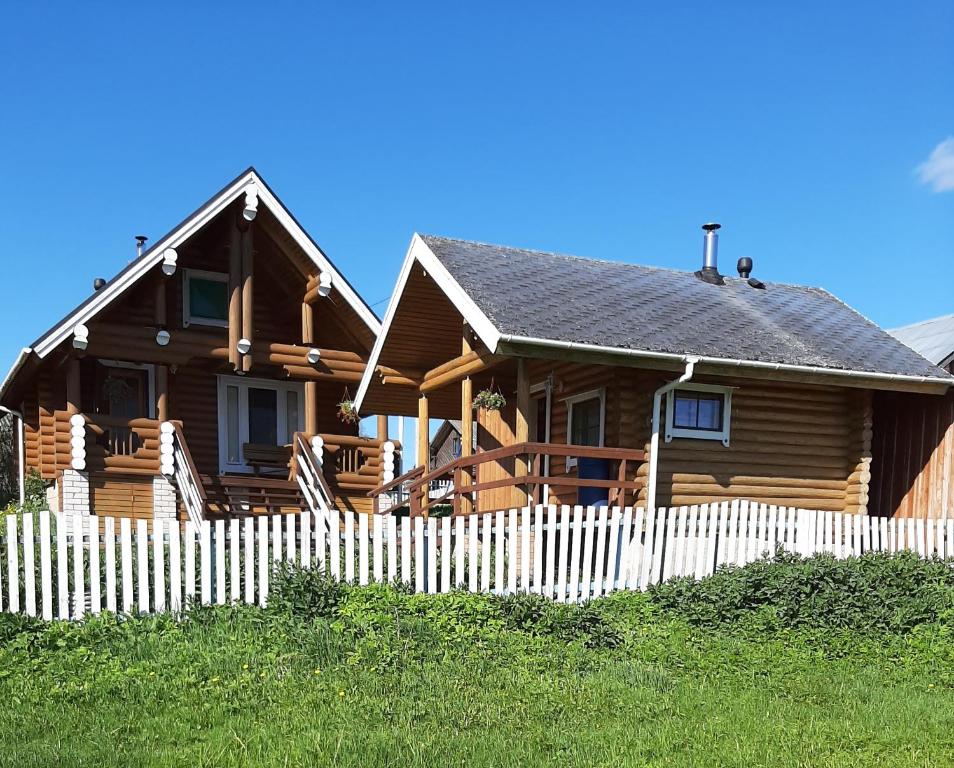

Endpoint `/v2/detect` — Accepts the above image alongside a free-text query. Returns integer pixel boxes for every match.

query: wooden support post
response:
[228,224,242,371]
[156,365,168,422]
[418,394,429,513]
[66,358,81,415]
[154,280,167,329]
[241,226,254,373]
[301,292,317,435]
[460,324,474,515]
[377,415,389,441]
[515,357,530,506]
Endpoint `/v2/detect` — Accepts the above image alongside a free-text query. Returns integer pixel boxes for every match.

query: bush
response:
[649,550,954,634]
[267,562,350,621]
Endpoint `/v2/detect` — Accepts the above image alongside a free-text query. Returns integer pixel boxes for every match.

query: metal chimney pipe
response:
[701,223,721,272]
[135,235,148,257]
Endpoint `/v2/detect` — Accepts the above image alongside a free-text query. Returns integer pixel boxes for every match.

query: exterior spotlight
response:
[156,329,171,346]
[72,324,89,351]
[306,348,321,364]
[237,338,252,355]
[317,271,332,298]
[243,185,258,221]
[161,248,178,276]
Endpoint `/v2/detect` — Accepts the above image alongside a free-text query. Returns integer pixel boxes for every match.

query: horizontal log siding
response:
[525,360,869,512]
[168,366,220,476]
[89,473,154,519]
[870,390,954,519]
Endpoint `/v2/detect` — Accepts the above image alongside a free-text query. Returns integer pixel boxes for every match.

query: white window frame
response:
[564,387,605,470]
[183,268,230,328]
[216,375,305,474]
[665,383,733,447]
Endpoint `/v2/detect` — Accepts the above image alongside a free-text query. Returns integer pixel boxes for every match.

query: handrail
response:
[292,432,336,532]
[171,422,206,502]
[407,442,645,492]
[386,441,646,518]
[366,465,424,499]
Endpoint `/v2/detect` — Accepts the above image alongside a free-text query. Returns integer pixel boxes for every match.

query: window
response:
[665,384,732,446]
[451,436,462,458]
[565,388,605,469]
[217,376,305,473]
[183,269,229,327]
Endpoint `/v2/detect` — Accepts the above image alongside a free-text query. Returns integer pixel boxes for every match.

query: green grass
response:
[1,555,953,767]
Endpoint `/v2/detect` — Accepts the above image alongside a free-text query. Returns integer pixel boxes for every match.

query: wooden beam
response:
[514,357,530,505]
[460,324,474,515]
[305,382,318,435]
[228,224,242,370]
[154,280,167,329]
[66,358,81,415]
[420,350,504,393]
[377,415,389,441]
[156,364,168,422]
[241,225,254,373]
[418,394,429,511]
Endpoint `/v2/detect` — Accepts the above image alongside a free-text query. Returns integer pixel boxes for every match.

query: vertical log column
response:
[302,286,318,435]
[66,358,81,416]
[460,325,475,515]
[156,365,168,423]
[228,223,243,372]
[514,357,530,507]
[417,394,429,513]
[241,224,254,374]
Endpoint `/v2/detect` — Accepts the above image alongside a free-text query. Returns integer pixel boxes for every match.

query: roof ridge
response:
[889,312,954,333]
[420,233,823,292]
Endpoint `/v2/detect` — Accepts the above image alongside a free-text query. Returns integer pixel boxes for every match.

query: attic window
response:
[183,269,228,328]
[665,384,732,447]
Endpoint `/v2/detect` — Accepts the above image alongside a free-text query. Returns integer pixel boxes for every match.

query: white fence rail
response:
[1,501,953,619]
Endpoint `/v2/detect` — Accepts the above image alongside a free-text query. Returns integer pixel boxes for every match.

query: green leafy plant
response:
[337,399,359,425]
[473,388,506,411]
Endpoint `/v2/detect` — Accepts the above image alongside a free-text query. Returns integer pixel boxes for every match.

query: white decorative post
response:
[62,413,90,518]
[381,440,396,511]
[310,434,324,469]
[159,421,176,477]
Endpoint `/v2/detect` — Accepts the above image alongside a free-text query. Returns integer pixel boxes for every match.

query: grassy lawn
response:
[1,555,953,767]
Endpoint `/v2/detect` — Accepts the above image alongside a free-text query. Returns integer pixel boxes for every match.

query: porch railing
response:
[161,421,206,527]
[292,433,335,532]
[369,442,646,517]
[54,411,161,476]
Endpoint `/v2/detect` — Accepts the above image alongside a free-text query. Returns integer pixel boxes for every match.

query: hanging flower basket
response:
[473,388,506,412]
[337,398,360,425]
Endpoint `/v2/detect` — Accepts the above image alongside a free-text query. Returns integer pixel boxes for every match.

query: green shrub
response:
[267,562,351,621]
[649,550,954,634]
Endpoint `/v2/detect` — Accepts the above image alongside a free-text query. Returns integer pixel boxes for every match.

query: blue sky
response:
[1,2,952,371]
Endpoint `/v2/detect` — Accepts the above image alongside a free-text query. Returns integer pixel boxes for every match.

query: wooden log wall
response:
[89,473,154,520]
[523,359,871,512]
[869,389,954,519]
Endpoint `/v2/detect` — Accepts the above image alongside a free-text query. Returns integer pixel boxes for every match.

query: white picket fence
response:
[1,501,952,619]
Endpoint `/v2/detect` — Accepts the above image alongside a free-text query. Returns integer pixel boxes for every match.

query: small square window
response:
[665,385,732,446]
[183,269,229,327]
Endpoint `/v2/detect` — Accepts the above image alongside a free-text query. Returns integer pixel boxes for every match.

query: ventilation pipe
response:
[647,356,698,517]
[135,235,148,257]
[696,223,724,285]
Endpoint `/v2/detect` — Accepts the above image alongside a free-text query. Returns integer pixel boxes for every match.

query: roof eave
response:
[497,334,954,394]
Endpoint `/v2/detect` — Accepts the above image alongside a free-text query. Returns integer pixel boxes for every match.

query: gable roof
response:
[28,167,380,360]
[889,314,954,368]
[356,234,951,408]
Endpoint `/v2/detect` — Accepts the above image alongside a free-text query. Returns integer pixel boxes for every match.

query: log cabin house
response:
[357,227,954,519]
[0,169,395,524]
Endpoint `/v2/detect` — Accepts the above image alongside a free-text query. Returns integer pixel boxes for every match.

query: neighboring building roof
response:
[889,314,954,368]
[429,419,462,451]
[356,234,951,409]
[419,235,950,381]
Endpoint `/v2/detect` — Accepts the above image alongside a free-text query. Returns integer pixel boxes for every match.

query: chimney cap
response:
[701,222,721,232]
[737,256,753,278]
[93,277,107,291]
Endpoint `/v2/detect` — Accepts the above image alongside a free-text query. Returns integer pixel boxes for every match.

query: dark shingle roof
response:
[422,235,951,381]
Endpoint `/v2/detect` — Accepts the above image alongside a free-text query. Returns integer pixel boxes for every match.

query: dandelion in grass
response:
[338,690,345,697]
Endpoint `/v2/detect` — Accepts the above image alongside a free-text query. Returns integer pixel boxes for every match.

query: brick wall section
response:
[60,469,90,516]
[152,475,178,520]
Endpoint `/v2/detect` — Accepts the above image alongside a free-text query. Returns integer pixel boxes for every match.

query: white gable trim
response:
[354,234,502,411]
[31,169,379,360]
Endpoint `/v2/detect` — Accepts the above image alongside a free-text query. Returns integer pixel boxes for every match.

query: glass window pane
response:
[189,276,228,321]
[697,397,722,430]
[226,385,240,462]
[571,397,602,446]
[673,396,697,429]
[248,388,278,445]
[285,390,299,443]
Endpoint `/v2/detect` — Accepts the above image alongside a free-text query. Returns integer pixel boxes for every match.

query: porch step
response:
[199,475,306,518]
